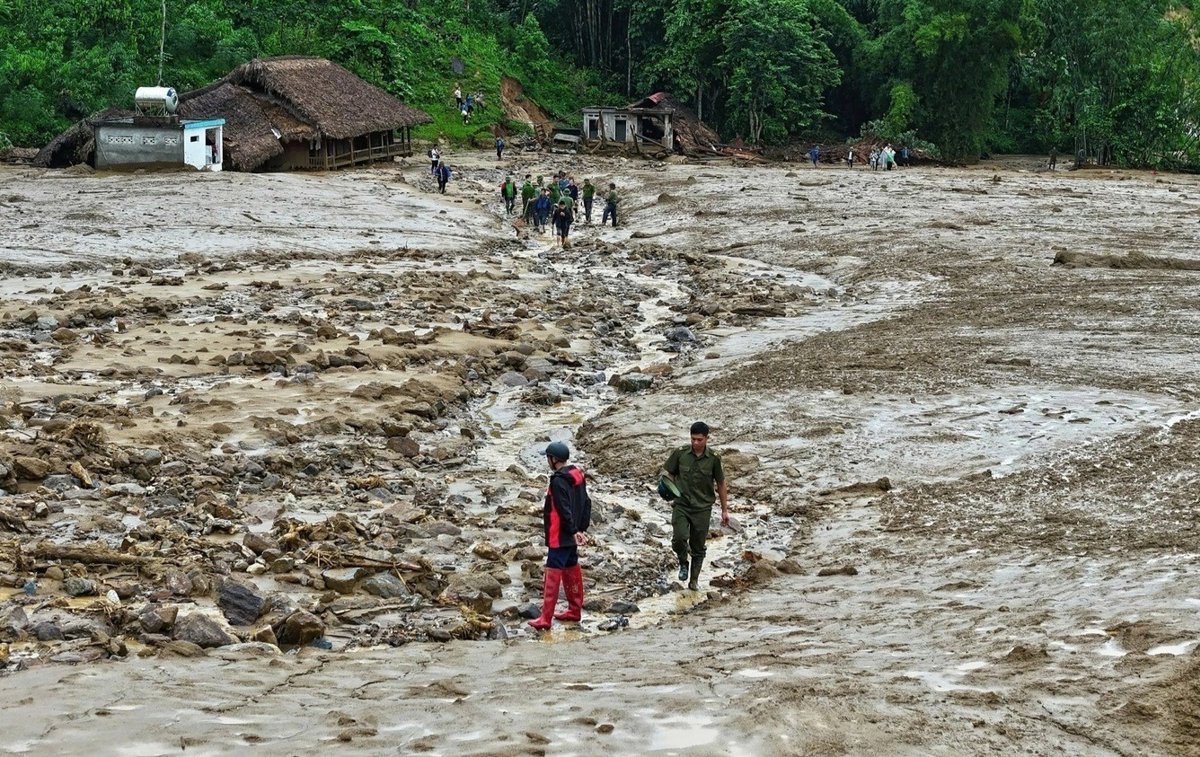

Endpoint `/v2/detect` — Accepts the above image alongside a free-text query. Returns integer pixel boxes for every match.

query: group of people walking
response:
[453,84,485,125]
[527,422,729,632]
[503,172,620,247]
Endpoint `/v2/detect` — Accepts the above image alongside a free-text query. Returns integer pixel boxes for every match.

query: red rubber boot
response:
[554,564,584,622]
[527,568,563,631]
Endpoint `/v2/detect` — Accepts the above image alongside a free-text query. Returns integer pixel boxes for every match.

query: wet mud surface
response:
[1,155,1199,755]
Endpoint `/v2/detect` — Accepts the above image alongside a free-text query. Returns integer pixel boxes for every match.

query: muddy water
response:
[3,155,1200,754]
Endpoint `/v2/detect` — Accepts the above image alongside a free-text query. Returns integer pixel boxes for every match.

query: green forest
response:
[1,0,1198,166]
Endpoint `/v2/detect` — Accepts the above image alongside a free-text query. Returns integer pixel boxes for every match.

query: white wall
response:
[182,126,208,170]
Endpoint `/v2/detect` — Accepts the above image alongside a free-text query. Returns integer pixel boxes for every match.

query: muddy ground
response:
[0,152,1198,756]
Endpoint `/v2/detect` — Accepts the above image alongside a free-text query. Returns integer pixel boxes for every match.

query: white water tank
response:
[134,86,178,114]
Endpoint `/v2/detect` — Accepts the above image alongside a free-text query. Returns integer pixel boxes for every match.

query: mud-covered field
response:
[0,153,1198,756]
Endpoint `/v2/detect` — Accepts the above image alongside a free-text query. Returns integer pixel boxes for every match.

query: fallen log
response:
[32,543,158,566]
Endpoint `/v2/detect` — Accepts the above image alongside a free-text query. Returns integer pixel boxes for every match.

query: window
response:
[190,135,199,142]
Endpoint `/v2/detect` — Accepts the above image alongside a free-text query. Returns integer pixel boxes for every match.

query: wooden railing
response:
[309,141,413,169]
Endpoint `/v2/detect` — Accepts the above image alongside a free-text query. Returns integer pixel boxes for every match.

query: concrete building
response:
[580,93,720,155]
[582,104,674,150]
[93,117,225,171]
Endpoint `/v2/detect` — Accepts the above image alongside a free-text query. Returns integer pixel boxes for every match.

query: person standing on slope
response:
[663,421,729,591]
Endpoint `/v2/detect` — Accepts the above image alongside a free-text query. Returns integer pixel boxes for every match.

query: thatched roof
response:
[227,57,431,139]
[628,92,720,154]
[177,81,314,172]
[32,107,131,168]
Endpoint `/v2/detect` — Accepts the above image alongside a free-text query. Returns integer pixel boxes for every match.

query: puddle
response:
[1146,639,1200,656]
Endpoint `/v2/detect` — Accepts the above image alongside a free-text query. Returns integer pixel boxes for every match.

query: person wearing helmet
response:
[663,421,728,591]
[528,441,592,631]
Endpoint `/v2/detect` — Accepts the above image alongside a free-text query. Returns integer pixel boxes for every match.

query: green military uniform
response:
[521,181,536,221]
[582,180,595,223]
[664,445,724,582]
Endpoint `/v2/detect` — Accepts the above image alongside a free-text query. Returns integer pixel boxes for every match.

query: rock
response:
[427,629,452,642]
[157,640,207,658]
[664,326,697,343]
[471,543,504,561]
[32,621,63,641]
[251,625,279,647]
[609,600,640,614]
[44,566,64,581]
[611,372,654,393]
[105,482,146,497]
[776,559,804,575]
[173,613,236,648]
[361,573,409,599]
[139,604,178,634]
[816,564,859,577]
[163,571,194,596]
[498,371,529,387]
[386,437,420,458]
[321,567,365,594]
[343,298,376,311]
[12,456,51,480]
[50,328,80,343]
[2,606,29,636]
[745,561,781,583]
[63,576,97,597]
[218,579,267,626]
[42,474,79,491]
[517,603,541,619]
[277,610,324,645]
[243,533,276,555]
[440,573,501,615]
[128,448,163,466]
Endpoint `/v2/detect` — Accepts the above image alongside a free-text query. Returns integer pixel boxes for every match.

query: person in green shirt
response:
[549,181,561,204]
[521,174,536,222]
[602,183,619,227]
[581,179,595,224]
[500,175,517,215]
[663,421,729,591]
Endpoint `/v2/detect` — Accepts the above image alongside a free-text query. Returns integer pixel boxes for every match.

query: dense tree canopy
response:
[2,0,1198,166]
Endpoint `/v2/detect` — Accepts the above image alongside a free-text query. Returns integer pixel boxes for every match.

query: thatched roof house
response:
[36,56,431,171]
[179,57,431,171]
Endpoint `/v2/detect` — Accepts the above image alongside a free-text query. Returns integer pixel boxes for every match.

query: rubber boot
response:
[527,568,563,631]
[687,558,703,592]
[677,555,689,582]
[554,564,584,622]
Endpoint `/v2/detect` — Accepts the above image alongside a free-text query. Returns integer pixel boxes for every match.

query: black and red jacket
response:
[543,465,592,548]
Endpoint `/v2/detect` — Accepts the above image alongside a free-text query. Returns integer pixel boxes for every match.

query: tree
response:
[719,0,841,142]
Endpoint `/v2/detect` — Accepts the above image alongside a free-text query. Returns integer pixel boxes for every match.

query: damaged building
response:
[581,92,719,155]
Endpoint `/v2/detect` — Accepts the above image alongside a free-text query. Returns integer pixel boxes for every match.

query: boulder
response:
[361,573,409,599]
[321,568,365,594]
[173,614,236,648]
[276,611,324,645]
[218,580,267,626]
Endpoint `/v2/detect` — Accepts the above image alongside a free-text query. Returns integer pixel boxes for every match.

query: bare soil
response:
[1,153,1199,755]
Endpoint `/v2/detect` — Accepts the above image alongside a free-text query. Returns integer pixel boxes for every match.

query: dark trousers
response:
[504,195,515,214]
[497,147,504,159]
[672,504,710,562]
[438,177,447,193]
[546,546,579,569]
[602,202,617,227]
[583,198,593,222]
[523,200,535,221]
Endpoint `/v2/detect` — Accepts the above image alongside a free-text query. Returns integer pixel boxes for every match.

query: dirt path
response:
[1,154,1199,755]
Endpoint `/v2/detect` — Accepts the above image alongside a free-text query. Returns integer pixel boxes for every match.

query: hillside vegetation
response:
[1,0,1197,166]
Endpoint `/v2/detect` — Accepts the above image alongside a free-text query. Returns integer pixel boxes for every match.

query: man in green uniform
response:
[581,179,595,224]
[663,421,729,591]
[521,175,536,222]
